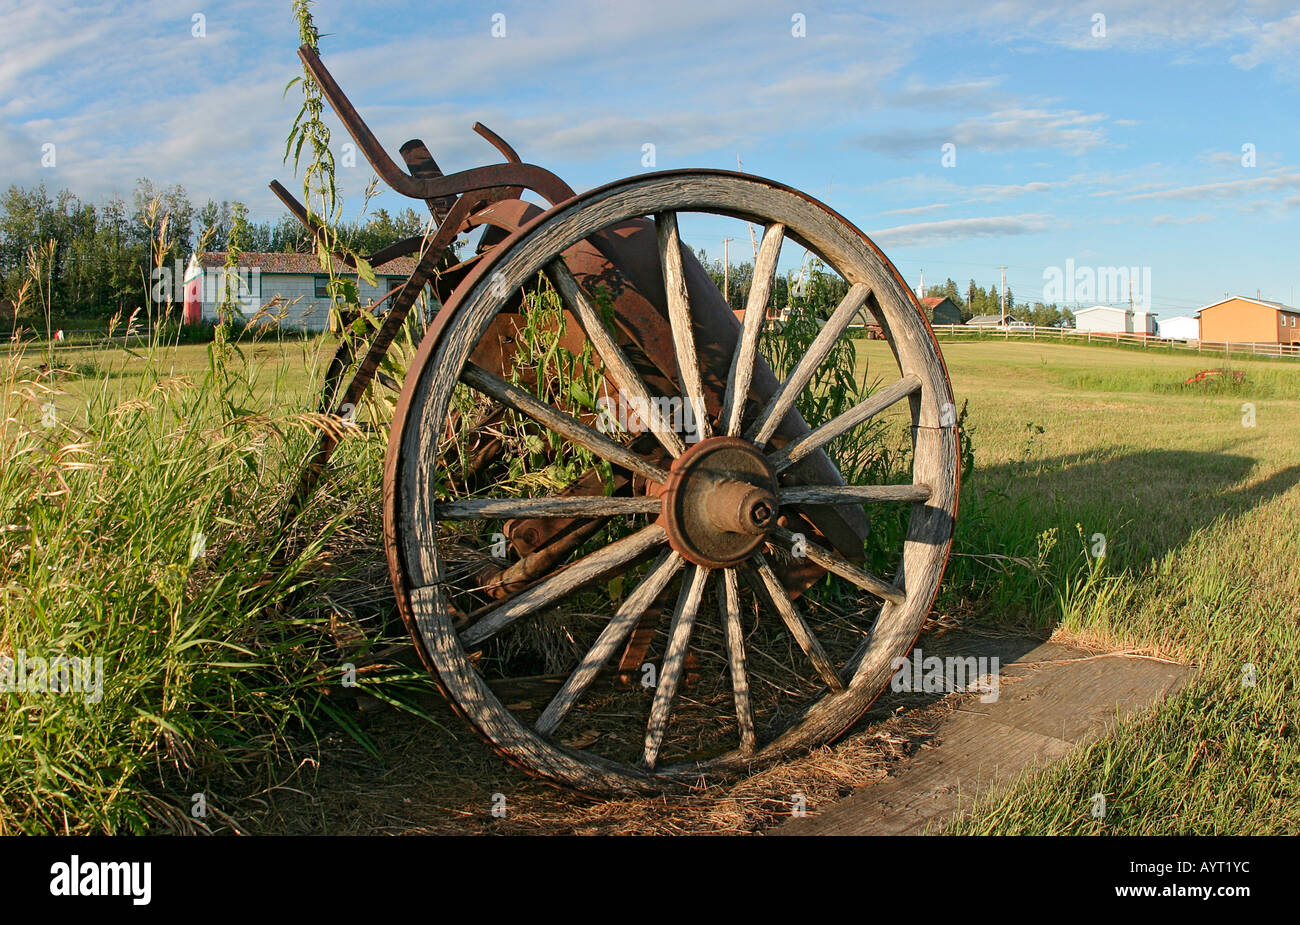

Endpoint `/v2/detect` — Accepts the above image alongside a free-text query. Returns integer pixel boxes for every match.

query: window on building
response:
[314,277,329,299]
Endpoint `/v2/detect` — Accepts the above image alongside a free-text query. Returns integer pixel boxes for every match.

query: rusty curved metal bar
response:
[268,179,357,269]
[285,181,539,517]
[367,234,428,265]
[473,122,521,164]
[475,122,520,163]
[298,45,575,207]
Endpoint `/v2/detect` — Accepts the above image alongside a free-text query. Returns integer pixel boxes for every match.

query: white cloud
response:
[876,202,951,217]
[1149,213,1213,225]
[869,213,1053,247]
[889,76,1009,110]
[857,107,1109,157]
[1122,171,1300,202]
[1229,10,1300,72]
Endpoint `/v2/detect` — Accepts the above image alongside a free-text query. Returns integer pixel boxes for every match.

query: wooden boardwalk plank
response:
[772,638,1191,836]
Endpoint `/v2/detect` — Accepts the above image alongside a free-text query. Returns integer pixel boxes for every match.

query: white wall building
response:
[197,252,418,330]
[1074,305,1157,335]
[1158,315,1200,340]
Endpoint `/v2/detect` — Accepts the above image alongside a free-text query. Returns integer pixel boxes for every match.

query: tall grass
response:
[0,277,372,833]
[1054,365,1300,399]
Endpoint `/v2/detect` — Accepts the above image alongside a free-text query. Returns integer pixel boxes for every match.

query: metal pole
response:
[999,265,1007,326]
[722,237,733,304]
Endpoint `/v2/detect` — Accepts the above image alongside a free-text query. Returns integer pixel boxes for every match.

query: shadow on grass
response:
[944,445,1300,628]
[845,449,1299,731]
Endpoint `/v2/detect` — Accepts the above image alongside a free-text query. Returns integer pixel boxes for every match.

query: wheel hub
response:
[661,436,777,568]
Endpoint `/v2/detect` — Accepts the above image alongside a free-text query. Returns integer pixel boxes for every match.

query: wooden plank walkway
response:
[773,638,1191,835]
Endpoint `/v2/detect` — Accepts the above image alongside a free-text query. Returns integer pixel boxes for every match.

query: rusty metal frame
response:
[274,45,575,517]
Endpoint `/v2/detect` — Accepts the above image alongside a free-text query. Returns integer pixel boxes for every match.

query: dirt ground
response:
[233,621,1037,836]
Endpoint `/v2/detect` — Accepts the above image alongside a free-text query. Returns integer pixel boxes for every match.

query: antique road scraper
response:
[273,45,959,792]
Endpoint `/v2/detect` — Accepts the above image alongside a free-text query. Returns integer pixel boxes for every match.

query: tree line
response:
[2,179,1078,331]
[693,248,1076,328]
[0,180,426,325]
[921,277,1075,327]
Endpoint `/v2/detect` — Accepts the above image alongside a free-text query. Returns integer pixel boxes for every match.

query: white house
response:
[197,252,419,330]
[1074,305,1157,335]
[1158,315,1200,341]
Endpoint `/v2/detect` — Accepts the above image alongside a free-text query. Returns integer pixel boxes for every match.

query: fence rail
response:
[926,324,1300,360]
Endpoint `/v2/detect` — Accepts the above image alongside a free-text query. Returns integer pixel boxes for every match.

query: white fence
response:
[928,324,1300,360]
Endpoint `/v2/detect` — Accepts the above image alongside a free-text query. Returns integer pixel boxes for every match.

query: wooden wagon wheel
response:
[384,170,959,792]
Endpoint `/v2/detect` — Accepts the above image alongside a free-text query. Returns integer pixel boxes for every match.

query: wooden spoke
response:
[721,222,784,436]
[459,362,668,483]
[642,563,710,769]
[719,567,757,754]
[779,483,931,505]
[437,495,661,520]
[767,374,921,473]
[745,554,845,692]
[535,550,685,736]
[547,260,686,458]
[768,525,905,605]
[460,523,667,647]
[654,212,712,441]
[746,281,871,446]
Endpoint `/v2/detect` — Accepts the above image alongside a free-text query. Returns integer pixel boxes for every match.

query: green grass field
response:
[859,339,1299,834]
[2,333,1296,833]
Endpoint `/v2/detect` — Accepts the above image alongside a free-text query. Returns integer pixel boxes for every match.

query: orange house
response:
[1198,296,1300,345]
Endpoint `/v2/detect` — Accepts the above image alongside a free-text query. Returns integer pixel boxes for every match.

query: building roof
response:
[1075,304,1132,315]
[919,296,943,308]
[968,314,1015,325]
[1197,295,1300,316]
[199,251,418,276]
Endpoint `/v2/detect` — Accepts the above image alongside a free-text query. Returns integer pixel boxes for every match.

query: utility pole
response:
[739,156,759,265]
[999,265,1007,325]
[722,237,734,304]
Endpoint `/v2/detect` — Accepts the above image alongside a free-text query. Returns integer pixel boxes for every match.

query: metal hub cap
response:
[661,436,778,568]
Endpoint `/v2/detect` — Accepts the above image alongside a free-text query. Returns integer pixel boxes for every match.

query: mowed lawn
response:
[853,337,1300,834]
[25,337,332,414]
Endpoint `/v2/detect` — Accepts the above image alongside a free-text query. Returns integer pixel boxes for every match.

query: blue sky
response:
[4,0,1299,317]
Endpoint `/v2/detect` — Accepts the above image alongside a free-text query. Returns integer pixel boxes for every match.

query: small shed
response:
[919,296,963,326]
[967,313,1016,327]
[1159,316,1199,341]
[1075,305,1128,333]
[1074,305,1156,335]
